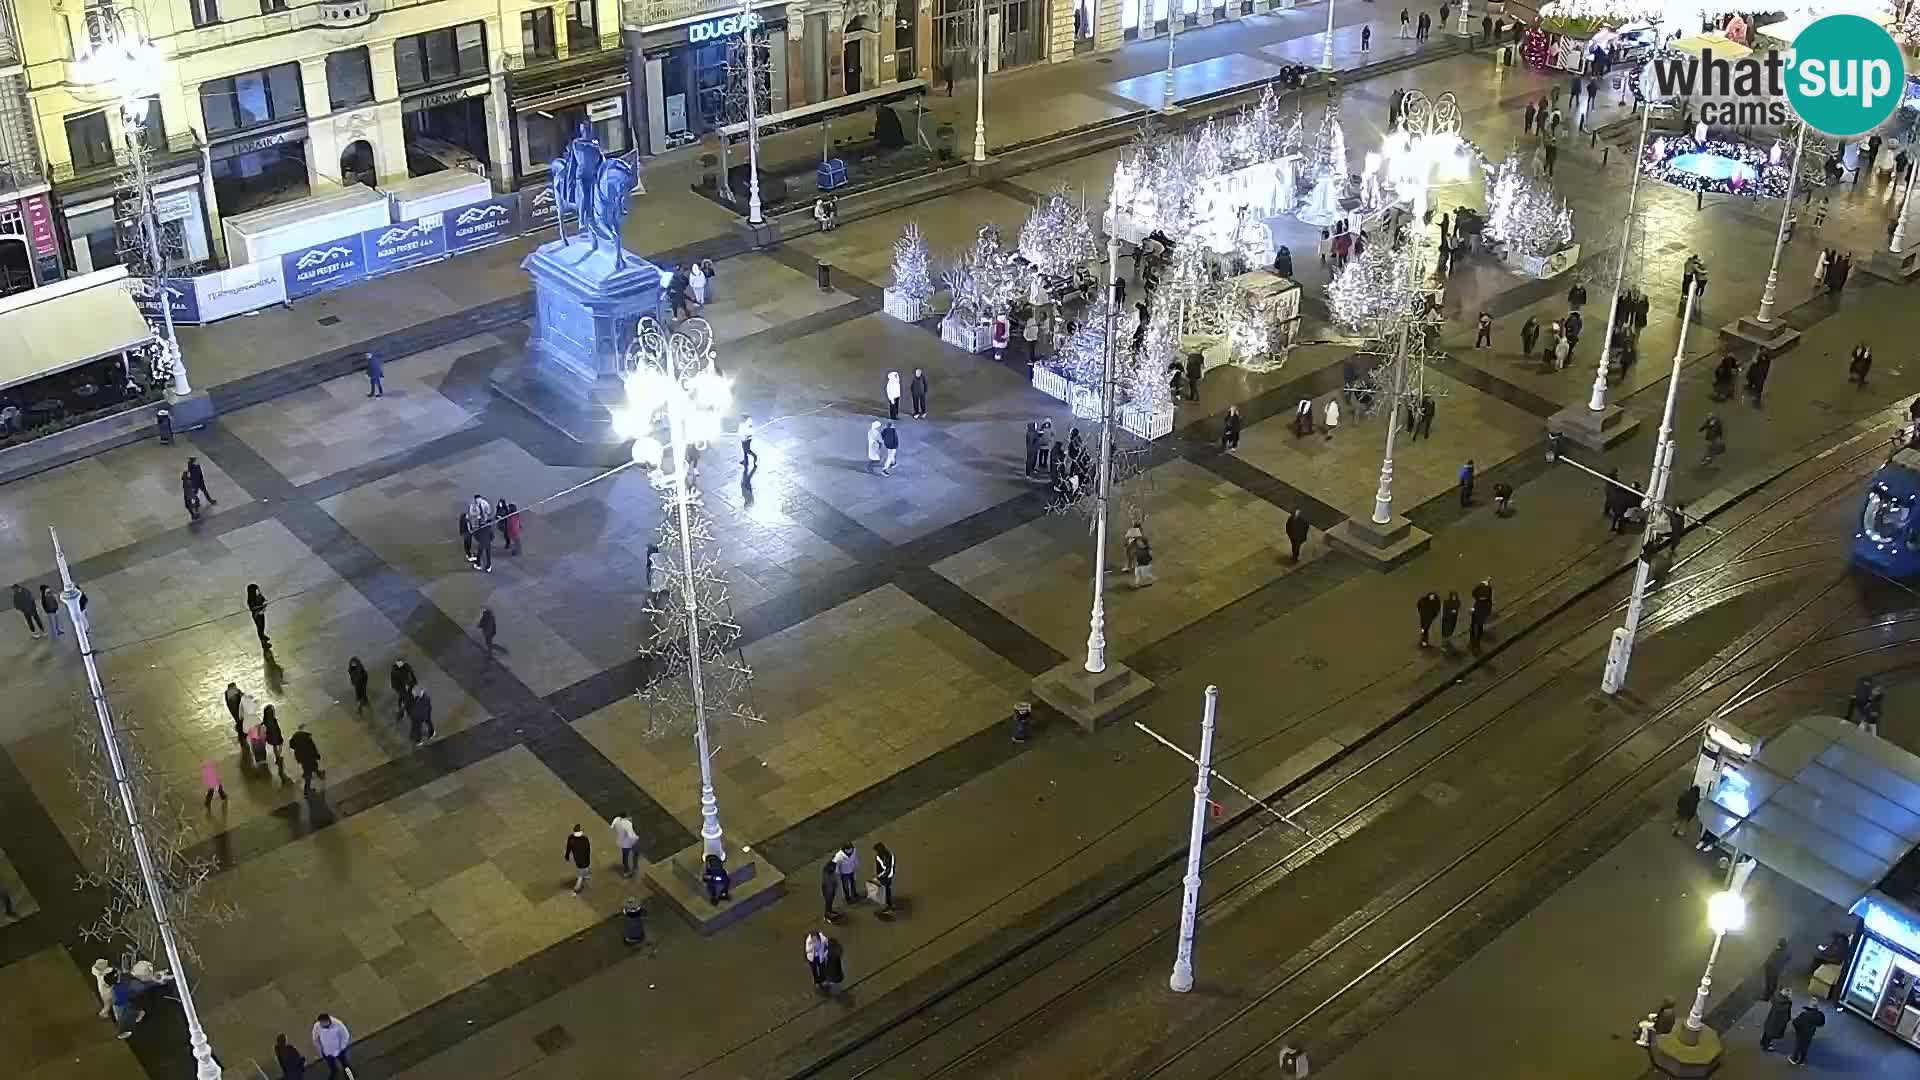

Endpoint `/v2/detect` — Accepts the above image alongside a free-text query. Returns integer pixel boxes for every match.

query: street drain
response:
[317,315,342,326]
[533,1024,574,1055]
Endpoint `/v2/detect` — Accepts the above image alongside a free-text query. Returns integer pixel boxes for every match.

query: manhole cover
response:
[533,1024,574,1055]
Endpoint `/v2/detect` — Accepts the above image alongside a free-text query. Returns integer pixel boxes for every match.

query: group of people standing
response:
[665,258,717,319]
[458,493,523,572]
[1414,579,1495,650]
[1813,247,1854,297]
[10,581,68,640]
[1709,350,1772,406]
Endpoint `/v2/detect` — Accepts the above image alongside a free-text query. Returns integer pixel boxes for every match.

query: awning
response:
[0,266,155,393]
[1669,32,1750,61]
[718,79,929,141]
[1700,715,1920,909]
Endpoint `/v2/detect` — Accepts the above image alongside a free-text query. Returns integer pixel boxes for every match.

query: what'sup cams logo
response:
[1646,14,1906,138]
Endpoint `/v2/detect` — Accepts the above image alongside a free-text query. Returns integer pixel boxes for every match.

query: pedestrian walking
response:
[1011,700,1034,742]
[261,703,286,777]
[13,583,42,638]
[311,1013,353,1079]
[1788,1002,1825,1065]
[1475,311,1492,347]
[220,680,244,740]
[200,758,227,809]
[469,494,496,572]
[390,658,416,722]
[1361,24,1371,52]
[688,260,708,305]
[479,607,498,655]
[821,935,846,993]
[1125,521,1156,587]
[1699,415,1726,465]
[731,415,757,477]
[1747,352,1772,404]
[1417,395,1435,439]
[1024,421,1044,477]
[910,369,929,417]
[1850,343,1873,387]
[1439,3,1449,26]
[181,468,203,522]
[365,350,384,397]
[1458,459,1475,506]
[1760,990,1793,1051]
[1323,398,1340,439]
[1400,7,1411,37]
[1278,1043,1311,1078]
[873,841,897,913]
[821,859,842,920]
[867,420,884,474]
[1185,352,1203,402]
[1418,590,1441,646]
[1521,316,1540,357]
[347,657,369,712]
[289,724,323,794]
[1524,100,1537,134]
[885,371,902,420]
[1481,13,1492,42]
[1673,783,1701,837]
[276,1033,309,1079]
[1285,508,1310,563]
[108,968,161,1038]
[186,456,217,505]
[1493,482,1514,516]
[1543,141,1558,177]
[564,825,592,893]
[499,500,522,555]
[1469,578,1493,649]
[1440,590,1460,647]
[1222,405,1242,451]
[247,583,270,646]
[408,687,435,745]
[879,421,899,474]
[1763,938,1791,1001]
[40,584,61,638]
[458,508,473,563]
[805,930,829,987]
[611,812,641,877]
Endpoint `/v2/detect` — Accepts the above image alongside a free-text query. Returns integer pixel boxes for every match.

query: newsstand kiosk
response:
[1843,852,1920,1049]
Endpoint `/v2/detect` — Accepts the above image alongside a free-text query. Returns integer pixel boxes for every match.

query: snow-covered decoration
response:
[943,225,1030,330]
[1108,100,1304,250]
[884,222,933,321]
[1326,232,1420,334]
[1052,292,1139,387]
[1485,154,1575,258]
[1018,188,1098,281]
[1306,93,1347,186]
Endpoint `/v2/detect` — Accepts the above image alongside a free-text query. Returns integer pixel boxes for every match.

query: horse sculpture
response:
[546,123,637,264]
[590,159,638,263]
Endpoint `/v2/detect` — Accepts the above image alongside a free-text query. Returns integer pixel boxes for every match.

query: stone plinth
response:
[643,839,786,933]
[1032,658,1155,732]
[1863,244,1920,282]
[1327,513,1431,568]
[1718,314,1801,357]
[490,237,662,443]
[1549,402,1641,453]
[1649,1025,1723,1076]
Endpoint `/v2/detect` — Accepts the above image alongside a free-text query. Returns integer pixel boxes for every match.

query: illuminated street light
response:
[1680,891,1747,1045]
[973,0,989,164]
[740,0,763,225]
[1086,233,1120,674]
[1321,0,1336,72]
[614,320,733,860]
[74,6,189,396]
[1162,0,1180,114]
[1754,123,1807,325]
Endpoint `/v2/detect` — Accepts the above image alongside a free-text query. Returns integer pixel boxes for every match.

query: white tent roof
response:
[1700,714,1920,908]
[0,267,154,394]
[1669,31,1751,60]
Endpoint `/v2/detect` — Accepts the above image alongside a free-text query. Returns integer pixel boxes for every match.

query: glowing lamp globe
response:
[1706,891,1746,934]
[630,435,664,468]
[688,369,731,413]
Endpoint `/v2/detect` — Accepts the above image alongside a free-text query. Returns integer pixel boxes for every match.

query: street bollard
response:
[1601,146,1610,169]
[817,260,832,291]
[156,407,173,446]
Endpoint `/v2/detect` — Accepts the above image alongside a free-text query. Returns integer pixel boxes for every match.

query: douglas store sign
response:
[688,11,759,42]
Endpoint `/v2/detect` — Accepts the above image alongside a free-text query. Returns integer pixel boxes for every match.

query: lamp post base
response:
[1548,403,1641,453]
[1032,658,1155,732]
[734,217,782,250]
[1649,1025,1724,1077]
[1863,244,1920,282]
[1326,513,1431,569]
[642,836,788,934]
[1718,315,1802,358]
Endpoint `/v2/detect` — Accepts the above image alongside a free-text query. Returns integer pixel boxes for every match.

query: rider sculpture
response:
[547,123,636,265]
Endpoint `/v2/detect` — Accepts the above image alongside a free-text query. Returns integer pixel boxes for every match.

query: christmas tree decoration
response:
[891,222,933,298]
[1307,91,1348,184]
[943,224,1030,329]
[1327,233,1420,334]
[1485,154,1575,257]
[1018,188,1099,281]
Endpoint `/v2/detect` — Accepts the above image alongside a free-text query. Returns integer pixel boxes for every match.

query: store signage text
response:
[21,194,57,257]
[226,130,298,154]
[409,82,489,111]
[689,12,760,42]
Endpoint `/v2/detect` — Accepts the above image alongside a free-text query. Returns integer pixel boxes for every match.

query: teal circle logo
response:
[1784,15,1905,138]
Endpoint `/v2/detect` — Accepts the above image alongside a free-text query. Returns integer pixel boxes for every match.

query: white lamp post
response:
[1601,281,1695,696]
[1370,272,1417,526]
[1086,234,1120,674]
[1168,684,1219,993]
[615,320,733,860]
[1680,891,1747,1045]
[973,0,989,164]
[741,1,764,225]
[1321,0,1336,71]
[1754,123,1807,325]
[51,528,223,1080]
[1161,0,1179,113]
[78,8,189,396]
[1587,98,1651,415]
[1891,162,1918,253]
[1456,0,1471,37]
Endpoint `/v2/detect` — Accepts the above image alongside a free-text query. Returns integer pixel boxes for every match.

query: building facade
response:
[15,0,624,277]
[0,0,60,293]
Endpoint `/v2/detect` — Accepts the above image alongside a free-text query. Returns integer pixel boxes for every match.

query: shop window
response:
[327,48,375,110]
[200,63,306,136]
[65,111,114,171]
[395,22,489,91]
[567,0,598,50]
[521,10,557,62]
[134,97,167,154]
[259,0,288,10]
[521,102,626,174]
[189,0,221,27]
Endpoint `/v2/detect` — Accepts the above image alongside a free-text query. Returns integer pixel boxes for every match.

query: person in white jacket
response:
[688,261,708,305]
[1322,398,1341,439]
[312,1013,353,1078]
[885,371,902,420]
[867,421,884,474]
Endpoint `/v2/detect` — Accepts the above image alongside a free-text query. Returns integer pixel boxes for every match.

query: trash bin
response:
[817,261,832,291]
[156,407,173,446]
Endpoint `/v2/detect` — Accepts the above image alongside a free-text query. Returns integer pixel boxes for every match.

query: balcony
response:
[317,0,372,28]
[50,130,200,186]
[173,0,441,54]
[623,0,745,30]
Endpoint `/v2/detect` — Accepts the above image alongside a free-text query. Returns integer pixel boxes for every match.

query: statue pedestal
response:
[490,237,663,443]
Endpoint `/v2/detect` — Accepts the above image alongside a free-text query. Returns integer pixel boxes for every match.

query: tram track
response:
[780,428,1903,1080]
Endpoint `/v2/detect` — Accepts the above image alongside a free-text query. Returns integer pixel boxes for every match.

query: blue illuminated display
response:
[1852,897,1920,957]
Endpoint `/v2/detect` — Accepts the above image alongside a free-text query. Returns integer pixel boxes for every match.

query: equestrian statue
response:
[547,123,637,264]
